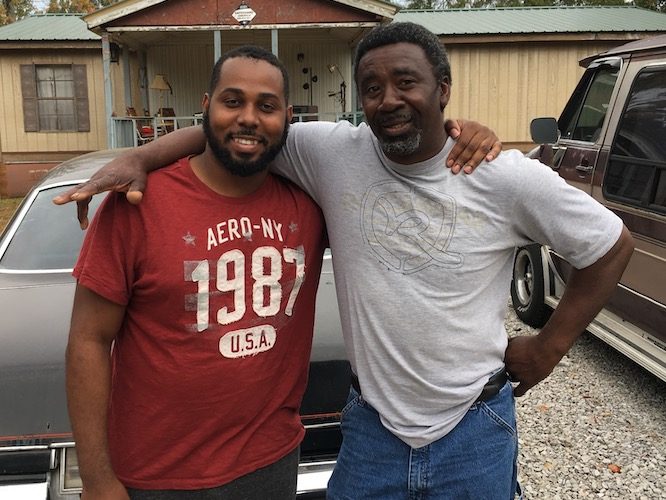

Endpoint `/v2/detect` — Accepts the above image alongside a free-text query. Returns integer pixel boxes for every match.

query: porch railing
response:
[110,111,365,149]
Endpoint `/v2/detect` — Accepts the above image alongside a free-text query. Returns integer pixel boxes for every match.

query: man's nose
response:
[378,85,402,111]
[238,105,259,126]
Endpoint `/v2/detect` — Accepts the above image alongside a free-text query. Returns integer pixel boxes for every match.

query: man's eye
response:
[260,103,276,112]
[364,85,380,95]
[224,99,240,107]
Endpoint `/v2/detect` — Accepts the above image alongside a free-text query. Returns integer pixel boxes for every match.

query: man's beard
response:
[202,112,289,177]
[373,113,423,158]
[378,131,422,158]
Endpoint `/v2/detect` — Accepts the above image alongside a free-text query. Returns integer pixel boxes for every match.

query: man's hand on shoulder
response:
[52,150,147,230]
[52,125,207,229]
[444,119,502,174]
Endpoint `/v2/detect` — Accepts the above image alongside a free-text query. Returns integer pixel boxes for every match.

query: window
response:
[20,64,90,132]
[558,59,620,142]
[0,185,105,271]
[604,67,666,214]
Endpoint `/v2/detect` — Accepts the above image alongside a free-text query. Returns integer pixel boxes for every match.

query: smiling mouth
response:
[379,114,413,134]
[233,137,260,145]
[231,136,263,146]
[227,134,267,154]
[380,121,412,137]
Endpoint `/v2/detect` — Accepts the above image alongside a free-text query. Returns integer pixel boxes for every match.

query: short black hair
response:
[354,22,451,86]
[208,45,290,102]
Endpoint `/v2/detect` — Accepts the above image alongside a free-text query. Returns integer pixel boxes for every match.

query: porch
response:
[111,110,366,148]
[83,0,397,149]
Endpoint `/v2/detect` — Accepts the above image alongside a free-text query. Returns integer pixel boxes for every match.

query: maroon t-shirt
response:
[74,158,326,489]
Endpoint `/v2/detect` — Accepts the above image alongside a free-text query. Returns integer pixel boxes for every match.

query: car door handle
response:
[575,164,594,174]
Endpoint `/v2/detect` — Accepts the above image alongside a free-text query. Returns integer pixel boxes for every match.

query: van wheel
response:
[511,244,550,327]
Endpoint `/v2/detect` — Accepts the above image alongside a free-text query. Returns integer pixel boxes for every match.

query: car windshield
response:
[0,185,104,271]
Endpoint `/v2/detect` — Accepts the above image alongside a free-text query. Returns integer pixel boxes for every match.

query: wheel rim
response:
[514,249,534,306]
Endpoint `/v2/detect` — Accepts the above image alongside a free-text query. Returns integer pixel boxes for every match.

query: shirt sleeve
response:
[73,192,143,306]
[506,152,624,269]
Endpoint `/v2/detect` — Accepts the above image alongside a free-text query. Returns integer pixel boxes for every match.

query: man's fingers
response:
[450,134,485,173]
[76,198,91,230]
[126,191,143,205]
[486,140,503,161]
[443,118,464,139]
[512,383,528,398]
[53,178,112,206]
[446,130,499,174]
[461,138,495,174]
[53,184,87,205]
[125,179,146,205]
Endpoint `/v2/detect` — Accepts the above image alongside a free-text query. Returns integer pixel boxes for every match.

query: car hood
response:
[0,262,348,446]
[0,276,75,444]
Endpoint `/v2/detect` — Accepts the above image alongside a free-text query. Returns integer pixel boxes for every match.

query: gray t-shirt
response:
[273,120,623,448]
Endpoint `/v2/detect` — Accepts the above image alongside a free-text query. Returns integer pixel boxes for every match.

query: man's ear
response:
[439,78,451,111]
[202,93,210,112]
[286,104,293,123]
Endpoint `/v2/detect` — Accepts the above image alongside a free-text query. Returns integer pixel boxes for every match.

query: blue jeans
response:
[327,381,520,500]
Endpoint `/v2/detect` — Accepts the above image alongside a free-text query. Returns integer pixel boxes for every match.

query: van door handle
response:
[575,164,594,174]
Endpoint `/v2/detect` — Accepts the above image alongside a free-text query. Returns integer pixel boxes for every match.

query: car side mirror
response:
[530,117,559,144]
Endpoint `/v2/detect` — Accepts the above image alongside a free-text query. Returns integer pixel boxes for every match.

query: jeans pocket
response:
[340,389,363,418]
[476,383,517,438]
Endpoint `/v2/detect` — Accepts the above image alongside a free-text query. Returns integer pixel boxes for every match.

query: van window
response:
[558,59,620,142]
[604,67,666,213]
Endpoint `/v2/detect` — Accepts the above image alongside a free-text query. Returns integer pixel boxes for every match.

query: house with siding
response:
[0,0,398,196]
[2,4,666,196]
[395,6,666,151]
[0,14,121,196]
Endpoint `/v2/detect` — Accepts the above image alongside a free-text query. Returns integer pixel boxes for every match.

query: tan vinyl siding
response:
[148,43,216,117]
[0,48,107,154]
[445,41,620,150]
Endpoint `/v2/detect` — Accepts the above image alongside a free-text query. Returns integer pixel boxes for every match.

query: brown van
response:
[511,35,666,382]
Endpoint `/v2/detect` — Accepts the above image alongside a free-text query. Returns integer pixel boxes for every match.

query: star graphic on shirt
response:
[289,222,298,233]
[182,232,196,246]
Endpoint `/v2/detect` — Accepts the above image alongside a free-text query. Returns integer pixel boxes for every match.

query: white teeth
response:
[235,137,258,145]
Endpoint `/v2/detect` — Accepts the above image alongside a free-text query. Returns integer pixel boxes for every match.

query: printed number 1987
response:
[190,245,305,332]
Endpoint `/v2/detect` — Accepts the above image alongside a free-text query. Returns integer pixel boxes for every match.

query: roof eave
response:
[85,0,166,29]
[0,41,101,49]
[84,0,397,30]
[333,0,398,18]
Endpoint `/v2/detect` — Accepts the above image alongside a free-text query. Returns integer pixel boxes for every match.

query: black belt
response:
[350,370,508,404]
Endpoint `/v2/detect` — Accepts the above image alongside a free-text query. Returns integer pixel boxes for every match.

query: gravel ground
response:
[504,307,666,499]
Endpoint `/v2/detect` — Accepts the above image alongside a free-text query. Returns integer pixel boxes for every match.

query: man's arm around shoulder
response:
[66,284,129,499]
[505,226,634,397]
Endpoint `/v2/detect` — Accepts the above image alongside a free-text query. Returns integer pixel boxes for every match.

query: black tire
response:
[511,244,550,327]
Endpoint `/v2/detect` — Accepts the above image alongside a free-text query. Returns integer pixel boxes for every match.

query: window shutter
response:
[20,64,39,132]
[73,64,90,132]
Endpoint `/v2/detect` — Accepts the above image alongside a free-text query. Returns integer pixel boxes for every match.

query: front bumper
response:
[296,459,336,496]
[0,443,80,500]
[0,482,49,499]
[1,444,336,499]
